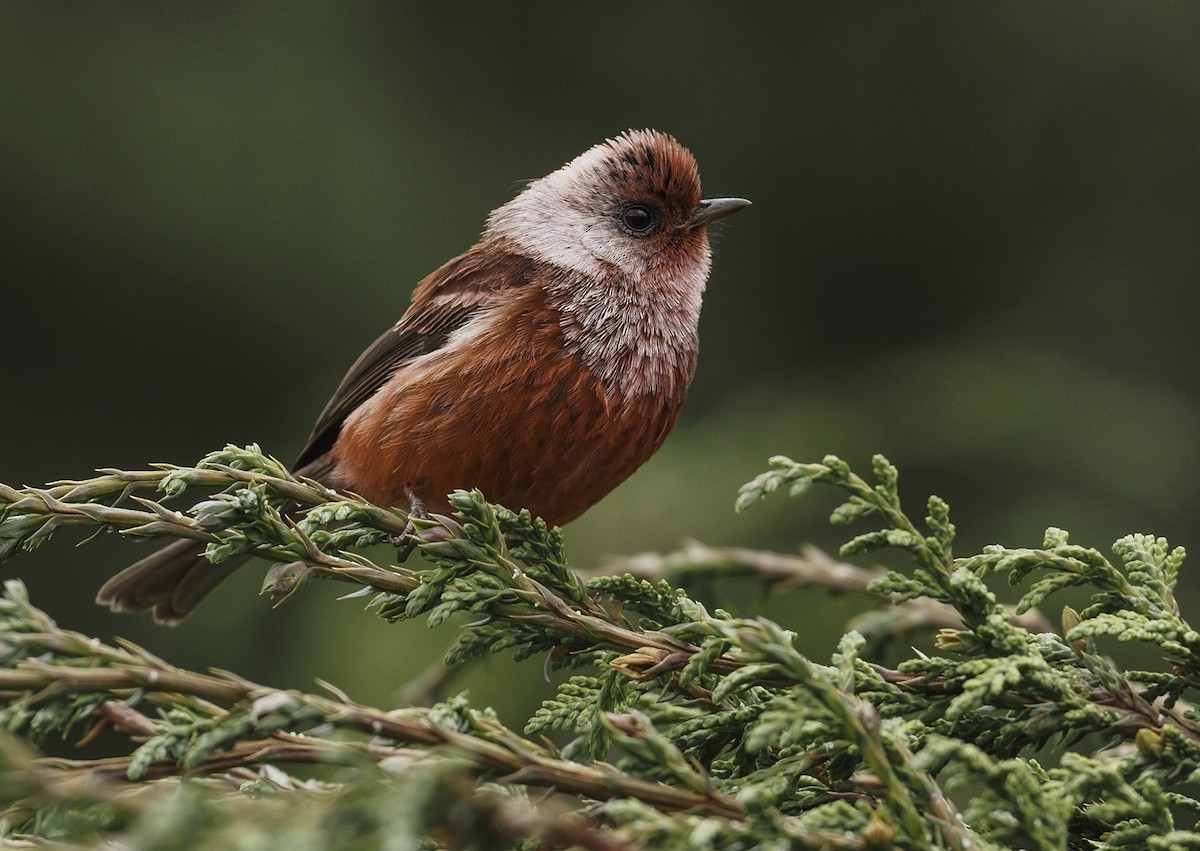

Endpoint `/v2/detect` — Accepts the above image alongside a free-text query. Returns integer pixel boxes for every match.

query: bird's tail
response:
[96,538,246,625]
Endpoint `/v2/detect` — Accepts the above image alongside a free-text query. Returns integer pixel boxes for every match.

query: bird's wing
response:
[293,246,539,473]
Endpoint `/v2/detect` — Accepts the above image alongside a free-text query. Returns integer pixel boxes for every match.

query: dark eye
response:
[618,204,660,236]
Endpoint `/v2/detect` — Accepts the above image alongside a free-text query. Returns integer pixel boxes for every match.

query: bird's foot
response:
[390,491,430,562]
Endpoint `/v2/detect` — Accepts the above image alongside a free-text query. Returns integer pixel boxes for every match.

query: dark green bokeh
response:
[3,5,1200,728]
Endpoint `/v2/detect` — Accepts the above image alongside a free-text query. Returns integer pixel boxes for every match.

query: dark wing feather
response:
[292,245,539,473]
[292,303,476,471]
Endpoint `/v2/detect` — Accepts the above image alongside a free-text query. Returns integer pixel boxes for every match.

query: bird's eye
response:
[618,204,660,236]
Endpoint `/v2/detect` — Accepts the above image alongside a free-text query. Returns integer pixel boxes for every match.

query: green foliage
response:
[1,446,1200,847]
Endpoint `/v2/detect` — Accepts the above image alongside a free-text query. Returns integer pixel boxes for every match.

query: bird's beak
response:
[683,197,752,229]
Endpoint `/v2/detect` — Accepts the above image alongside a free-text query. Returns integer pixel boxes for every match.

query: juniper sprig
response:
[1,445,1199,848]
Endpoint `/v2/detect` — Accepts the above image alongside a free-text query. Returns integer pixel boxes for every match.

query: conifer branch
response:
[3,445,1200,847]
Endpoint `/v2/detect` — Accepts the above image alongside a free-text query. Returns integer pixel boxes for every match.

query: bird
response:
[96,129,750,623]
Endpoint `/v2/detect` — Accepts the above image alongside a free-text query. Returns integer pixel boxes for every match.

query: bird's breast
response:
[547,269,702,402]
[332,281,696,524]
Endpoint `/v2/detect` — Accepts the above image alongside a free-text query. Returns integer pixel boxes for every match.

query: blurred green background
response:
[3,4,1200,730]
